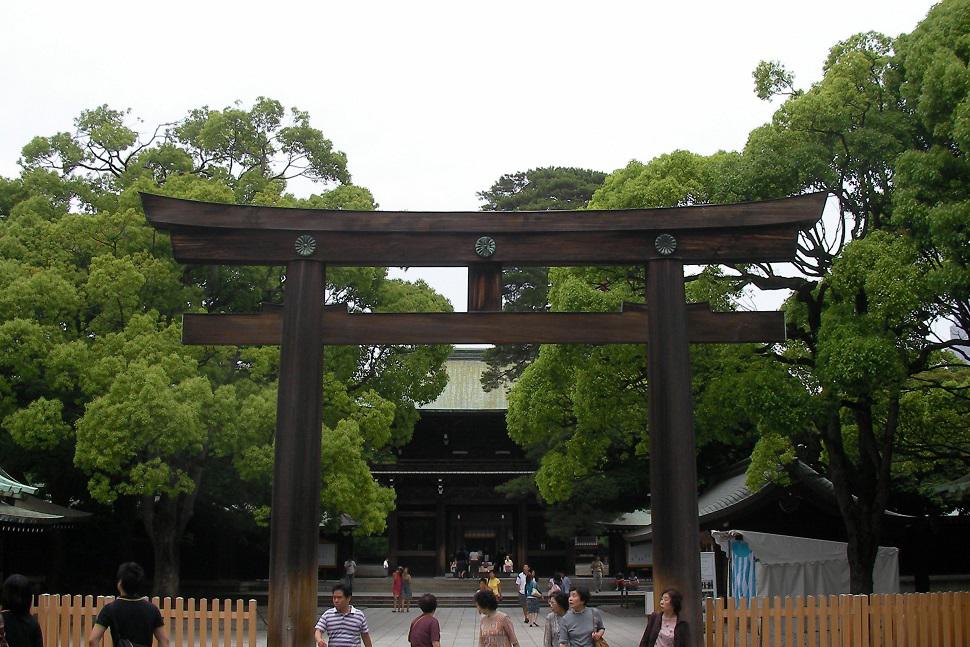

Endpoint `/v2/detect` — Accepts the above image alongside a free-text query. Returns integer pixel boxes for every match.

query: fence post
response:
[200,598,207,647]
[958,590,969,647]
[247,600,257,647]
[223,598,231,647]
[713,596,725,647]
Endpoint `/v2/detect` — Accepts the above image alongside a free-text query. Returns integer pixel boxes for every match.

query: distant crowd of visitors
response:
[308,558,690,647]
[449,550,516,579]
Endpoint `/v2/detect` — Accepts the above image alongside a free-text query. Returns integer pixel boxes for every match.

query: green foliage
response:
[0,98,450,594]
[893,0,970,342]
[478,167,607,391]
[503,151,761,534]
[747,434,797,491]
[731,1,970,592]
[2,397,71,451]
[503,3,970,566]
[753,61,799,101]
[478,167,607,212]
[894,366,970,510]
[591,150,748,207]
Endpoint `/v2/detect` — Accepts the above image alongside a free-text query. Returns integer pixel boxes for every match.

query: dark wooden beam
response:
[142,192,827,266]
[646,258,703,641]
[179,304,785,346]
[467,263,502,311]
[142,191,826,233]
[164,227,806,266]
[267,261,325,647]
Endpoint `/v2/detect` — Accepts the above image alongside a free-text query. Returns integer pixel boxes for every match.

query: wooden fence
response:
[32,595,259,647]
[705,591,970,647]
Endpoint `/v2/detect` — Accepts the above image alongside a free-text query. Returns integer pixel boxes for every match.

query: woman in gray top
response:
[543,591,569,647]
[557,587,605,647]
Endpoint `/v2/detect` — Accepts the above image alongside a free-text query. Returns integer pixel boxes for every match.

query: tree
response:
[504,2,970,590]
[1,99,451,595]
[893,0,970,352]
[477,167,606,390]
[504,151,765,537]
[738,2,969,592]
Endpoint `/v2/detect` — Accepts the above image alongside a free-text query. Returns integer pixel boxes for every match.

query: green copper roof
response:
[419,350,509,412]
[0,467,38,498]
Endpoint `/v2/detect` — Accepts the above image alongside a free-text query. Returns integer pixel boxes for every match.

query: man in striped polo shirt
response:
[314,584,373,647]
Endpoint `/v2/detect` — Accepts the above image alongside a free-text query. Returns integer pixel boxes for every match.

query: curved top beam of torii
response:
[140,192,826,266]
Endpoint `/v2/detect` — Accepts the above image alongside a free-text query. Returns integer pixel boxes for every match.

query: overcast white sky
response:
[0,0,940,311]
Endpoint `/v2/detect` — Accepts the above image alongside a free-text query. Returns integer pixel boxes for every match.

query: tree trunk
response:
[845,516,877,593]
[152,518,182,597]
[141,474,200,597]
[819,396,896,594]
[822,407,877,593]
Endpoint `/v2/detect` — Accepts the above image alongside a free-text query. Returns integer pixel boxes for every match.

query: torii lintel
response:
[180,302,787,346]
[140,192,826,266]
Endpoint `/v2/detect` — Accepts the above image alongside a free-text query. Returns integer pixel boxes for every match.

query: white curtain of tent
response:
[712,529,900,597]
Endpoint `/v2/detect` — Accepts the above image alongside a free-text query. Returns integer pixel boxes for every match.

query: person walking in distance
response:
[87,562,169,647]
[515,564,531,624]
[559,572,572,596]
[487,569,503,601]
[402,567,413,613]
[407,594,441,647]
[314,583,373,647]
[343,557,357,591]
[614,572,628,608]
[525,572,542,627]
[392,566,404,613]
[590,557,604,594]
[474,590,519,647]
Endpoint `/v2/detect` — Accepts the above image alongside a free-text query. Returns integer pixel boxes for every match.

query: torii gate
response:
[142,191,825,647]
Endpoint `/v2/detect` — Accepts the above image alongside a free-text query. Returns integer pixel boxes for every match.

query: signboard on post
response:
[317,541,337,568]
[700,551,717,599]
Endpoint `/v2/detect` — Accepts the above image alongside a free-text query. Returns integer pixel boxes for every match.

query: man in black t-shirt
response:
[88,563,169,647]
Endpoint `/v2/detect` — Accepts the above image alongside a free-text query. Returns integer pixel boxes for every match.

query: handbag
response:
[591,607,607,647]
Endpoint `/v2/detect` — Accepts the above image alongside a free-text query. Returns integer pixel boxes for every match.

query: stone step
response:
[341,592,646,609]
[321,576,627,594]
[224,577,648,608]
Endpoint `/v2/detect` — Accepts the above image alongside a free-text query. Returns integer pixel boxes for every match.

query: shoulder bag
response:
[591,608,608,647]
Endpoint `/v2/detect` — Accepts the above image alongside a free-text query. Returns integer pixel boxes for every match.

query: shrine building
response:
[372,349,576,576]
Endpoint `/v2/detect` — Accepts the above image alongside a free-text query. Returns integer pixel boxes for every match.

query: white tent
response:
[711,529,900,598]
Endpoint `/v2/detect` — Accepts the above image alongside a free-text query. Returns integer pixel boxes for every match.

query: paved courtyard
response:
[257,605,649,647]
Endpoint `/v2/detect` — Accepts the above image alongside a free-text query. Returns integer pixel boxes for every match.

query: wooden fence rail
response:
[705,591,970,647]
[32,595,259,647]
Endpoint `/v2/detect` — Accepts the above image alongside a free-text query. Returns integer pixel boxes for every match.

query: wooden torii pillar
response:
[142,192,825,647]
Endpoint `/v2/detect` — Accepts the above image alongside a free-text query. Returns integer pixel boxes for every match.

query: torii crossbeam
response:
[142,191,825,647]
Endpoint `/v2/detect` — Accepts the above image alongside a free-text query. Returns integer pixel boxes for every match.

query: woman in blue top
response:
[525,573,542,627]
